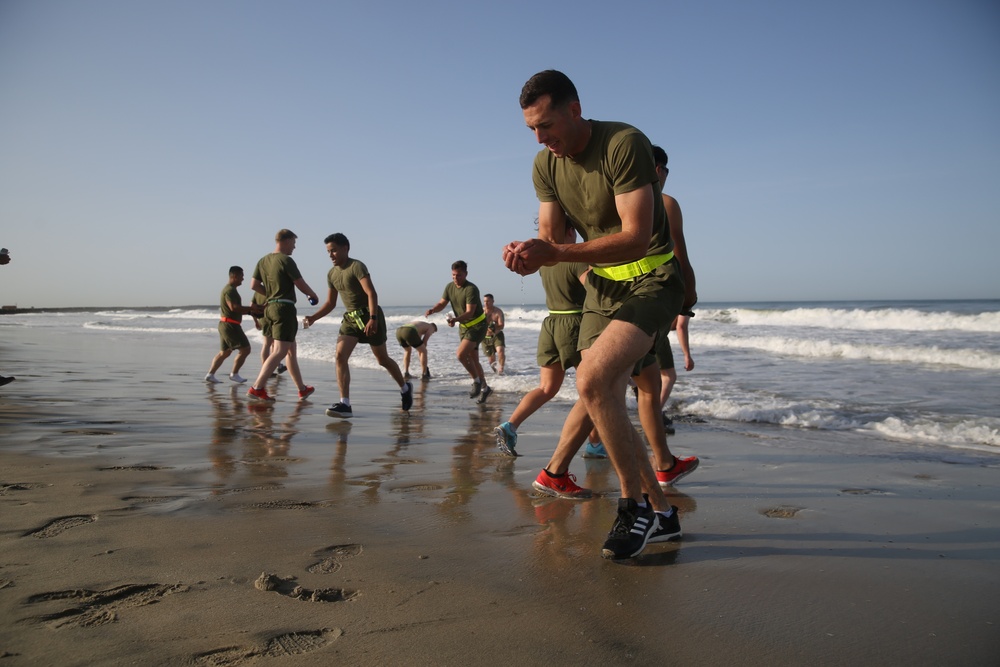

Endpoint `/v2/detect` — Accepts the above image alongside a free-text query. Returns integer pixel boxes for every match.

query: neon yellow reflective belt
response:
[345,308,368,329]
[591,251,673,282]
[460,312,486,329]
[548,309,583,315]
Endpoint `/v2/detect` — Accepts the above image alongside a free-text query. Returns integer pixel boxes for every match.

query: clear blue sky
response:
[2,0,998,308]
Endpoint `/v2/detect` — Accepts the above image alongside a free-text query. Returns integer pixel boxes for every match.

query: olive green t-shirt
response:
[531,120,672,266]
[220,284,242,323]
[252,253,302,302]
[327,258,370,312]
[540,262,588,312]
[442,281,483,321]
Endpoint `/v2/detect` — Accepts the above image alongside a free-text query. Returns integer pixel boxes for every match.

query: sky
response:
[1,0,998,308]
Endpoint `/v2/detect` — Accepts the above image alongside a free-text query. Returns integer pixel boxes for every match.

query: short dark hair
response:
[484,293,494,300]
[451,260,468,272]
[229,266,243,276]
[652,145,668,167]
[520,70,579,109]
[324,233,350,248]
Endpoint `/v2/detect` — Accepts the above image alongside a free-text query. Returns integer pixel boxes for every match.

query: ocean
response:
[4,299,998,459]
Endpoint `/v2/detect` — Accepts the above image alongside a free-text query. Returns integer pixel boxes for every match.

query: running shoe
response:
[494,422,518,457]
[656,456,700,488]
[662,412,676,436]
[298,385,315,400]
[476,385,493,404]
[421,369,431,381]
[247,386,274,402]
[0,376,15,387]
[647,505,683,543]
[401,382,413,411]
[205,374,222,384]
[601,494,659,559]
[325,402,353,419]
[277,363,288,374]
[582,441,608,458]
[229,373,247,384]
[469,382,482,399]
[532,470,592,499]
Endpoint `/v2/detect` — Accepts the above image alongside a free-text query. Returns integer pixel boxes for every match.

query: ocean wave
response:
[700,306,1000,333]
[680,396,1000,451]
[83,321,214,334]
[694,332,1000,370]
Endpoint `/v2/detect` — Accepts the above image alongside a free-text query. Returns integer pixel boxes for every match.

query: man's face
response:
[327,243,349,267]
[523,94,583,158]
[231,271,244,286]
[452,269,467,286]
[484,296,494,310]
[655,164,668,189]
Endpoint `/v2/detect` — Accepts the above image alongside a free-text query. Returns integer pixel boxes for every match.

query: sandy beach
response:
[1,322,998,666]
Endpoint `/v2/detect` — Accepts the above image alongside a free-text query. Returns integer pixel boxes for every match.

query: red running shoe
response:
[247,386,275,402]
[656,456,699,488]
[298,386,315,401]
[532,469,592,499]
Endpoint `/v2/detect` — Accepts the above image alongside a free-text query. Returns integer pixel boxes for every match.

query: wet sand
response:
[1,324,999,665]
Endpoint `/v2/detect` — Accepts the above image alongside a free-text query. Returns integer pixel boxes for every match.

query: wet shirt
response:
[442,281,483,320]
[252,253,302,302]
[220,284,242,323]
[540,262,588,312]
[327,258,370,312]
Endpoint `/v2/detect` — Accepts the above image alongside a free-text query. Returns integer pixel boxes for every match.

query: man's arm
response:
[359,275,379,335]
[304,287,338,327]
[250,278,266,295]
[505,186,655,275]
[675,314,694,371]
[664,193,697,309]
[493,308,505,331]
[426,298,448,317]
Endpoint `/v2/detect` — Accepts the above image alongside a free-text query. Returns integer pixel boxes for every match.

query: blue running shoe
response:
[494,421,518,456]
[582,441,607,458]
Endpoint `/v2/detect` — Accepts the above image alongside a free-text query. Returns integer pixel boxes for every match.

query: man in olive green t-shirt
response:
[205,266,260,385]
[425,260,492,404]
[246,229,320,403]
[503,70,688,560]
[303,233,413,418]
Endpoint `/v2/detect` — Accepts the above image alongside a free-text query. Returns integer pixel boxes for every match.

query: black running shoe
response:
[421,369,431,381]
[277,363,288,375]
[325,402,353,419]
[601,495,659,559]
[648,505,683,543]
[476,385,493,404]
[469,382,482,399]
[401,382,413,411]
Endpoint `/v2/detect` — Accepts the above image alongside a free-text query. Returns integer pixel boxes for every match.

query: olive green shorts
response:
[481,330,505,356]
[654,332,675,371]
[264,302,298,343]
[396,325,423,348]
[218,322,250,351]
[577,258,685,351]
[537,314,582,370]
[340,307,388,346]
[459,319,488,344]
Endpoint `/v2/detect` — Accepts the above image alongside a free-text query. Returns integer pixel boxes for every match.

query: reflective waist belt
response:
[267,298,295,305]
[220,317,241,325]
[345,308,370,329]
[460,312,486,329]
[548,309,583,315]
[591,251,673,282]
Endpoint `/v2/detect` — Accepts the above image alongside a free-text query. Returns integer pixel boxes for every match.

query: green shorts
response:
[396,325,423,348]
[654,332,675,371]
[218,322,250,351]
[259,316,272,340]
[459,319,488,344]
[264,302,298,343]
[339,307,388,346]
[578,257,685,351]
[537,313,582,370]
[481,330,505,356]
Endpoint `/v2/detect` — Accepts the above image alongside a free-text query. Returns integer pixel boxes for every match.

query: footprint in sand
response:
[253,572,358,603]
[21,583,188,628]
[193,628,343,665]
[24,515,97,538]
[761,506,803,519]
[0,482,48,496]
[306,544,362,574]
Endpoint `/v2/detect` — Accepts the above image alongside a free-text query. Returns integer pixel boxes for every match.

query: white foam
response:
[701,306,1000,333]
